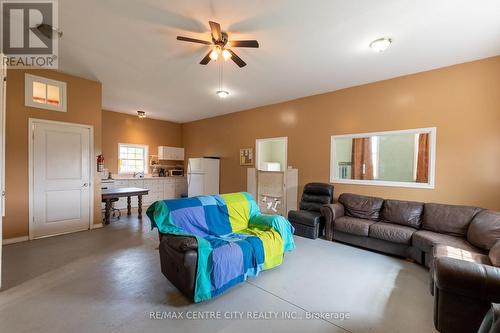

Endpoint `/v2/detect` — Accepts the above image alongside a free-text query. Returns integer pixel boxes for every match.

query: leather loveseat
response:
[148,192,295,302]
[321,193,500,333]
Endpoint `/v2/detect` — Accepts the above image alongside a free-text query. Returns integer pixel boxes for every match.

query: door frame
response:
[28,118,95,240]
[255,136,288,172]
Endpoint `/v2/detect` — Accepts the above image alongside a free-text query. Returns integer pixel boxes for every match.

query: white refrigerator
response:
[187,157,220,197]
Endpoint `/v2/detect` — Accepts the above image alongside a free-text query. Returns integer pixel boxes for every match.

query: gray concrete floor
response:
[0,216,437,333]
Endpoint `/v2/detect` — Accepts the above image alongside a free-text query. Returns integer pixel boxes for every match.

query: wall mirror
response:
[330,128,436,188]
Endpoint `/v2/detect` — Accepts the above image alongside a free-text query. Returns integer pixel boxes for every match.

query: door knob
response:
[82,183,89,188]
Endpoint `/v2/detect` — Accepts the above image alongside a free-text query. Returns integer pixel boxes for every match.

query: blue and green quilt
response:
[147,192,295,302]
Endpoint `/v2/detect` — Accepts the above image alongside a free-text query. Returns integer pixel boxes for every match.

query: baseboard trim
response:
[92,223,103,229]
[3,236,29,245]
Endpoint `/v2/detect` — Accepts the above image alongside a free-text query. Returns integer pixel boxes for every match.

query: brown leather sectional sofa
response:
[321,193,500,333]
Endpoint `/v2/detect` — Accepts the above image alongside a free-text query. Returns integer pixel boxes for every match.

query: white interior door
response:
[31,121,92,238]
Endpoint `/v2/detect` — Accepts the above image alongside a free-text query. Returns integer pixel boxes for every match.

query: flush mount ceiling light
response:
[137,110,146,118]
[216,90,229,98]
[369,37,392,52]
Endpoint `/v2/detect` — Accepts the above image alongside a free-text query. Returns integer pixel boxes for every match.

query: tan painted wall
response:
[101,110,183,174]
[4,69,102,239]
[182,56,500,211]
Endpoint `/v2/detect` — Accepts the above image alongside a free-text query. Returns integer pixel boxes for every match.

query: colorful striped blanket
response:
[147,192,295,302]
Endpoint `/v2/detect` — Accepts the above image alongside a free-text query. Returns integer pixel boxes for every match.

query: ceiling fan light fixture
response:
[210,49,219,61]
[216,90,229,98]
[137,110,146,118]
[222,49,232,61]
[369,37,392,52]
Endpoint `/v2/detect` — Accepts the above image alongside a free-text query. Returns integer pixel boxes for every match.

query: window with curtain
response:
[351,137,374,180]
[118,144,148,174]
[331,128,436,188]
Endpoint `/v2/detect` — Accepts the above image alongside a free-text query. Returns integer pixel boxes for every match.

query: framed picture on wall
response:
[240,148,254,166]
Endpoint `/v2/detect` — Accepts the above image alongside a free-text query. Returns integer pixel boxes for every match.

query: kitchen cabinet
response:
[175,180,187,198]
[158,146,184,161]
[164,180,175,199]
[143,179,163,205]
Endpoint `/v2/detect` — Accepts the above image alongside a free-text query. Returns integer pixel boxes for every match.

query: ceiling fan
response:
[177,21,259,68]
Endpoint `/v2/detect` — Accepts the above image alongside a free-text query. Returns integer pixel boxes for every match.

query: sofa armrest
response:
[434,256,500,302]
[320,203,345,241]
[249,214,296,252]
[161,234,198,252]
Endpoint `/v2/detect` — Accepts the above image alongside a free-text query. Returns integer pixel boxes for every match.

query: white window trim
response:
[330,127,437,189]
[118,143,148,175]
[25,74,67,112]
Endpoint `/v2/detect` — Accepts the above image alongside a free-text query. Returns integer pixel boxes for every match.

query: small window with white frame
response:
[118,143,148,174]
[25,74,67,112]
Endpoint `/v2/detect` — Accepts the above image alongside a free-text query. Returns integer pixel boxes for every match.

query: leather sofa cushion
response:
[490,241,500,267]
[303,182,334,197]
[467,210,500,251]
[422,203,482,237]
[334,216,375,236]
[302,193,331,204]
[381,199,424,229]
[413,230,482,253]
[433,245,492,266]
[288,210,322,227]
[299,183,334,212]
[300,201,324,212]
[369,222,417,245]
[338,193,384,221]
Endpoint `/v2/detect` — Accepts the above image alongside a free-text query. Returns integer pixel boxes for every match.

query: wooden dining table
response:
[101,187,149,224]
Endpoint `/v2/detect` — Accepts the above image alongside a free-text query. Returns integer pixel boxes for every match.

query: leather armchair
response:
[159,234,198,300]
[287,183,334,239]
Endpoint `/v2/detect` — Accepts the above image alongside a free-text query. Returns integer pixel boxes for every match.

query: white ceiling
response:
[59,0,500,123]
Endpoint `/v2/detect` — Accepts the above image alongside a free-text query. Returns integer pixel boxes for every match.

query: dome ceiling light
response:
[370,37,392,52]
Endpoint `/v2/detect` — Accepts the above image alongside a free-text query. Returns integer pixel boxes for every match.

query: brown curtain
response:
[351,138,374,180]
[416,133,429,183]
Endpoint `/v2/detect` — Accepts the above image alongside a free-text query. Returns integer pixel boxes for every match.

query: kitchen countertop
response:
[102,175,186,181]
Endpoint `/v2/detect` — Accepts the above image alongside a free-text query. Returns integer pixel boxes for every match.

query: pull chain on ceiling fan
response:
[216,61,229,98]
[177,21,259,68]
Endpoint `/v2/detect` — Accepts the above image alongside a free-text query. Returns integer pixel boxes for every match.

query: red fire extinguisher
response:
[97,154,104,172]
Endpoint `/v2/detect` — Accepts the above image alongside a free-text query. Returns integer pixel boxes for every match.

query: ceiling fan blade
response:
[199,50,212,65]
[177,36,212,45]
[227,49,246,68]
[209,21,221,41]
[229,40,259,48]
